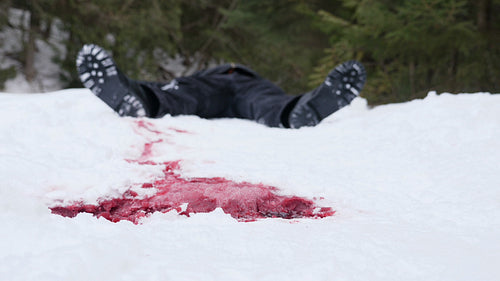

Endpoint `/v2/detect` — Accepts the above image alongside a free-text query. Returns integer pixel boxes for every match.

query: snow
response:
[0,89,499,280]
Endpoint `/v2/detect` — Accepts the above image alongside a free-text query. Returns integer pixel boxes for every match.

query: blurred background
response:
[0,0,498,105]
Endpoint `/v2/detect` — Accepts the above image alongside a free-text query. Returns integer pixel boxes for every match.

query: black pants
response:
[141,64,299,128]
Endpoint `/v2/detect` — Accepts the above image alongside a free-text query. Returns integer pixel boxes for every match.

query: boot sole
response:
[76,44,129,111]
[289,61,366,128]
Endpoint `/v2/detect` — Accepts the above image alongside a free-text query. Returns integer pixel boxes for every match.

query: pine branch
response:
[197,0,239,64]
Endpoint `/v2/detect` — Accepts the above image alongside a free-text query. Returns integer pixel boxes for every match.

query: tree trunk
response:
[24,7,39,82]
[409,60,415,98]
[449,50,459,92]
[477,0,491,32]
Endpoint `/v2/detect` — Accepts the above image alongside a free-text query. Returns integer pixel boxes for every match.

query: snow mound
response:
[0,90,499,280]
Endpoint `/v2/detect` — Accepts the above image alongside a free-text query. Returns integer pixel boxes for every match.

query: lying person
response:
[76,44,366,128]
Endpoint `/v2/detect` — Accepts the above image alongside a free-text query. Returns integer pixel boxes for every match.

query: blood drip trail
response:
[51,121,334,223]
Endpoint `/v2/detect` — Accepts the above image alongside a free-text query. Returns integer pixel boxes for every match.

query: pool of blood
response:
[50,122,334,224]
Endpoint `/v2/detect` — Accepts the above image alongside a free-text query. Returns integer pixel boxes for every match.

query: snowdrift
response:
[0,89,499,280]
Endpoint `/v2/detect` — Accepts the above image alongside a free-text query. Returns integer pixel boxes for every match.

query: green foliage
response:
[0,1,10,27]
[0,66,16,89]
[50,0,183,85]
[0,0,337,94]
[213,0,331,93]
[0,0,498,103]
[315,0,500,104]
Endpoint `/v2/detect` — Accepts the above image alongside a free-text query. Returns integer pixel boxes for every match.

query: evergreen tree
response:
[0,0,57,84]
[0,0,332,93]
[0,0,497,100]
[50,0,183,86]
[210,0,332,94]
[315,0,500,104]
[174,0,336,94]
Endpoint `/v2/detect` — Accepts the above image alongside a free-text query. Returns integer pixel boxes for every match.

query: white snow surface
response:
[0,89,499,280]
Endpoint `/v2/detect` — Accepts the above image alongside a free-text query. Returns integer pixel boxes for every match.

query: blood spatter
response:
[51,160,334,223]
[50,122,334,223]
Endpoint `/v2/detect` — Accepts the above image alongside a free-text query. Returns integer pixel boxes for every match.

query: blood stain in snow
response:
[50,123,334,224]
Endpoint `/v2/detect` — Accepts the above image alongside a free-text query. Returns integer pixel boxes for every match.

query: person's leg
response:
[76,44,235,119]
[146,65,239,119]
[148,64,296,127]
[287,61,366,128]
[76,44,367,128]
[76,45,291,126]
[226,65,296,127]
[77,44,160,117]
[225,62,367,128]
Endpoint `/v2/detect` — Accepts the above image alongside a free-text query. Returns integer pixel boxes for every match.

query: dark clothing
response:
[141,64,299,127]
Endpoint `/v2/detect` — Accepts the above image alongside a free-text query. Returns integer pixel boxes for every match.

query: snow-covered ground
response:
[0,89,499,280]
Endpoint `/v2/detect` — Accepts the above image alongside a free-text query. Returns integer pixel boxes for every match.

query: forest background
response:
[0,0,498,105]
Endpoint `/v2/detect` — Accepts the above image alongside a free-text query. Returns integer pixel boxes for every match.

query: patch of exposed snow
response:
[0,89,499,280]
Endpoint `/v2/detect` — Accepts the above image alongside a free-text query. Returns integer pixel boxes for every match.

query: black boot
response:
[288,60,366,128]
[76,44,158,117]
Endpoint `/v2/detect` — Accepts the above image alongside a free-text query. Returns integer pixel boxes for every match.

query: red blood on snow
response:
[168,127,190,134]
[139,139,163,160]
[135,120,163,135]
[50,160,334,223]
[50,123,334,224]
